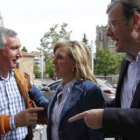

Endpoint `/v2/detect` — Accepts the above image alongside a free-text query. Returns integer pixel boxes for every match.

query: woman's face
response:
[53,47,75,82]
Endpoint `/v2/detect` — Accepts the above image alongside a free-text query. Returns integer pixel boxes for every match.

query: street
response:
[33,125,47,140]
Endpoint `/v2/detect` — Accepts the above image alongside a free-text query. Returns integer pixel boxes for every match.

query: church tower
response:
[95,0,115,52]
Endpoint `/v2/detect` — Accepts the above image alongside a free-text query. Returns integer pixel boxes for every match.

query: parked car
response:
[96,78,116,100]
[41,78,116,100]
[41,79,62,99]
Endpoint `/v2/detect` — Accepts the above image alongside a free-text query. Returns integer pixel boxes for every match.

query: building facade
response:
[95,25,119,84]
[18,52,35,83]
[95,25,115,52]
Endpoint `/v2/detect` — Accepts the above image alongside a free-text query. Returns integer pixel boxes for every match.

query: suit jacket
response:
[29,80,105,140]
[103,59,140,140]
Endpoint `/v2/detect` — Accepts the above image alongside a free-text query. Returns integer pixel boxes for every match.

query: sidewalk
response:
[33,125,47,140]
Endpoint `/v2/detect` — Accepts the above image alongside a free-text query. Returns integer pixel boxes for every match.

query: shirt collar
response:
[59,79,76,93]
[0,69,14,81]
[125,52,140,63]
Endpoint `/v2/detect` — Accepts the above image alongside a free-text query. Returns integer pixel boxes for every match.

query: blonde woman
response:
[28,40,105,140]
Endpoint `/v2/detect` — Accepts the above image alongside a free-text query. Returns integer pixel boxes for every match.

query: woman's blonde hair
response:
[53,40,97,84]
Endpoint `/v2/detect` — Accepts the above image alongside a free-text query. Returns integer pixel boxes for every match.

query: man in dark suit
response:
[69,0,140,140]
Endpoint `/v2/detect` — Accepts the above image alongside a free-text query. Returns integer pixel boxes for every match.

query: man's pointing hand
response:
[68,109,104,129]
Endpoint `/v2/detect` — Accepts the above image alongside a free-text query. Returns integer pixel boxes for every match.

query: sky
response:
[0,0,111,52]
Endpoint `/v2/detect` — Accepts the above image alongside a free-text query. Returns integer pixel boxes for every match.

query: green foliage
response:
[94,47,124,79]
[82,33,91,50]
[116,52,125,72]
[82,33,88,45]
[40,23,72,53]
[45,59,54,78]
[39,23,72,77]
[34,65,40,78]
[21,46,28,52]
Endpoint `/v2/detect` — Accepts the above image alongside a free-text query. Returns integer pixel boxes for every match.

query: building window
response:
[99,32,101,42]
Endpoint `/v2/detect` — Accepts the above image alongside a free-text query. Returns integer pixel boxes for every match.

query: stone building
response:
[95,25,119,84]
[18,52,35,83]
[95,0,115,51]
[31,51,42,72]
[31,51,46,78]
[95,25,115,52]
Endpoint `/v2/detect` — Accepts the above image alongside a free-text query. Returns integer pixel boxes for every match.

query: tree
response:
[40,23,72,53]
[45,59,54,78]
[116,52,125,72]
[94,47,124,79]
[39,23,72,77]
[82,33,91,50]
[34,65,40,78]
[21,46,28,52]
[82,33,88,45]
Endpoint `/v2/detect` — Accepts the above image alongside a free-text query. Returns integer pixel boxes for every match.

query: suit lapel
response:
[48,81,83,124]
[59,85,83,123]
[131,81,140,108]
[115,59,129,107]
[116,58,140,108]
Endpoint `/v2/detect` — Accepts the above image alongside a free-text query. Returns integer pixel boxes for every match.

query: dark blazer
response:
[29,80,105,140]
[103,59,140,140]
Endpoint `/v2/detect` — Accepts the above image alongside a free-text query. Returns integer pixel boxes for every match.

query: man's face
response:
[0,36,22,72]
[106,3,135,55]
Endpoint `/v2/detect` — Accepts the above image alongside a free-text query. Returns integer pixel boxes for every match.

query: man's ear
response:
[132,13,140,30]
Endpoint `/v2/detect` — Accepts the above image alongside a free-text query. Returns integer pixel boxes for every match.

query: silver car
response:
[41,79,61,99]
[96,78,116,100]
[41,78,116,100]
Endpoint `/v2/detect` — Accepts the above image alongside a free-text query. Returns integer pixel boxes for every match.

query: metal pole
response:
[91,40,94,74]
[41,48,44,85]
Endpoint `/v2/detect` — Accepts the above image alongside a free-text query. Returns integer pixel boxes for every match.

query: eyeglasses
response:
[107,16,125,30]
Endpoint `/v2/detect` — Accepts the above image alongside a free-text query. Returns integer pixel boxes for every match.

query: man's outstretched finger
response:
[28,107,44,113]
[68,112,87,123]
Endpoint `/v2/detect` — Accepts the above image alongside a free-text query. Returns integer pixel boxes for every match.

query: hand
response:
[14,107,44,127]
[68,109,104,129]
[24,72,30,84]
[24,72,32,88]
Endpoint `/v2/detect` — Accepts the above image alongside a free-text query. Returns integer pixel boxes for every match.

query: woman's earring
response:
[71,69,74,72]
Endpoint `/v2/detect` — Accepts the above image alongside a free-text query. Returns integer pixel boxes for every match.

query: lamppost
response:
[91,40,96,74]
[91,40,94,74]
[41,47,44,85]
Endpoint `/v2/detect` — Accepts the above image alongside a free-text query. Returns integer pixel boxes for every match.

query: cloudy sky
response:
[0,0,110,52]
